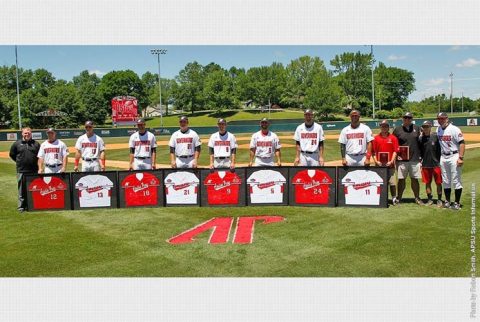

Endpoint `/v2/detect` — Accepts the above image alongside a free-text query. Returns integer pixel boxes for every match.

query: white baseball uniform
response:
[164,171,199,204]
[75,133,105,172]
[37,139,69,173]
[129,131,157,170]
[75,174,114,208]
[338,123,374,166]
[294,122,325,166]
[250,130,281,166]
[208,131,237,168]
[247,169,286,203]
[169,129,201,168]
[341,170,384,205]
[437,123,464,189]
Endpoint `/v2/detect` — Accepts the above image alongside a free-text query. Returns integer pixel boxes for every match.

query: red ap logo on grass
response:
[168,216,285,245]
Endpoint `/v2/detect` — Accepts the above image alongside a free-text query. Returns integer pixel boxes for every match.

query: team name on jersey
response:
[82,142,97,148]
[134,140,151,146]
[346,133,365,139]
[302,180,322,190]
[438,135,452,141]
[214,181,231,190]
[353,182,371,190]
[132,183,149,193]
[214,141,230,146]
[258,181,276,189]
[176,138,193,144]
[39,186,59,196]
[257,141,273,147]
[173,183,191,190]
[300,133,318,139]
[44,147,60,153]
[86,186,103,193]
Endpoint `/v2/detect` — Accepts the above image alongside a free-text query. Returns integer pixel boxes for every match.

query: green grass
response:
[0,145,479,276]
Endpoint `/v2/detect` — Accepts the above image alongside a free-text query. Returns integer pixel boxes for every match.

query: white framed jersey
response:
[129,131,157,158]
[250,131,281,158]
[74,174,114,208]
[341,170,384,205]
[164,171,200,205]
[75,134,105,159]
[169,129,201,157]
[293,122,325,152]
[338,123,374,155]
[247,169,287,204]
[208,131,237,157]
[37,139,69,165]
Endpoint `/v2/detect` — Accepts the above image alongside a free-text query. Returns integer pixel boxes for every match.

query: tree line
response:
[1,52,478,129]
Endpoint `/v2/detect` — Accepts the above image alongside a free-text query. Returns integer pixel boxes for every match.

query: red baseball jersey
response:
[28,176,67,209]
[372,134,399,166]
[121,172,160,207]
[204,171,242,205]
[292,169,333,204]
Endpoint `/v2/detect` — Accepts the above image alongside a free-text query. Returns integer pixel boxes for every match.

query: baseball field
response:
[0,127,479,277]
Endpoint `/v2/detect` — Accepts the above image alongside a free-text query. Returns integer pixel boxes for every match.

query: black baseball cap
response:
[379,119,390,127]
[349,110,360,116]
[403,112,413,118]
[437,112,448,118]
[179,116,188,122]
[46,127,55,133]
[304,109,314,115]
[85,120,94,127]
[217,118,226,124]
[422,121,432,127]
[260,117,269,123]
[136,118,146,124]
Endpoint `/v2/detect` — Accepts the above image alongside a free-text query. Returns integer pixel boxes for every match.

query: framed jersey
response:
[337,167,388,208]
[72,171,118,209]
[118,170,163,208]
[163,169,200,207]
[288,167,336,207]
[200,168,246,207]
[25,173,72,211]
[246,167,289,206]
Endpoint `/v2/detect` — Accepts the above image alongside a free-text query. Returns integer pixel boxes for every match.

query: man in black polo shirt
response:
[419,121,443,207]
[9,127,40,212]
[393,112,423,205]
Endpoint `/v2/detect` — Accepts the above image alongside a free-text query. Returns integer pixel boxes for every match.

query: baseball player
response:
[37,128,69,174]
[338,110,373,166]
[371,120,399,205]
[436,112,466,210]
[128,118,157,170]
[169,116,201,168]
[74,120,106,172]
[249,118,282,167]
[293,109,325,166]
[208,118,237,169]
[393,112,423,205]
[419,121,443,207]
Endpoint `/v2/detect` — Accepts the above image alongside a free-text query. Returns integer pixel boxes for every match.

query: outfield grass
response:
[0,145,478,277]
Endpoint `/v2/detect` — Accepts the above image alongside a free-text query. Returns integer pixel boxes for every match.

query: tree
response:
[203,69,235,111]
[374,62,415,110]
[304,70,342,118]
[98,70,147,116]
[174,62,205,114]
[241,63,286,107]
[73,70,106,124]
[48,82,85,128]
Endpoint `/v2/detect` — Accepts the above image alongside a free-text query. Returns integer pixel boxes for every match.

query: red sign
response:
[111,96,138,125]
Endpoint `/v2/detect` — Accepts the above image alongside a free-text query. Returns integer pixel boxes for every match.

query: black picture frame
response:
[25,173,72,211]
[163,169,201,207]
[245,167,289,206]
[200,168,246,207]
[71,171,119,210]
[118,170,164,208]
[288,166,337,207]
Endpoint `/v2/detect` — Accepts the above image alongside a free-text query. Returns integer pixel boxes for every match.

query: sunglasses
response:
[403,116,413,119]
[85,126,93,129]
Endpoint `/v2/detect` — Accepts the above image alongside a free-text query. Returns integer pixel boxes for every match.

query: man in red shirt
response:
[372,120,400,205]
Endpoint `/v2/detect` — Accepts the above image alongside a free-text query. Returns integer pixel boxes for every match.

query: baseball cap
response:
[304,109,314,115]
[46,127,55,133]
[179,116,188,122]
[136,118,146,124]
[421,121,432,127]
[403,112,413,118]
[217,118,226,124]
[349,110,360,116]
[260,117,269,123]
[437,112,448,118]
[85,120,94,127]
[379,119,390,127]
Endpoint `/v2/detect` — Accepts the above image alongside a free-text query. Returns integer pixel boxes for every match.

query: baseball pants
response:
[82,160,101,172]
[254,157,275,167]
[214,157,232,168]
[44,164,62,173]
[345,154,366,166]
[133,158,152,170]
[440,154,463,189]
[299,152,320,166]
[176,156,195,168]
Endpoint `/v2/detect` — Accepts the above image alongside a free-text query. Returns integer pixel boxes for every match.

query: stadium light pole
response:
[370,45,375,119]
[15,45,22,130]
[449,72,454,114]
[151,49,167,128]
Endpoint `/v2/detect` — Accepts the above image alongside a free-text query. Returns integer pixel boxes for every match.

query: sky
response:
[0,45,479,102]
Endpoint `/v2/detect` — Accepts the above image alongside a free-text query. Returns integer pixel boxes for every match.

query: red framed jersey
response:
[28,176,67,209]
[292,169,333,204]
[121,172,160,207]
[204,171,242,205]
